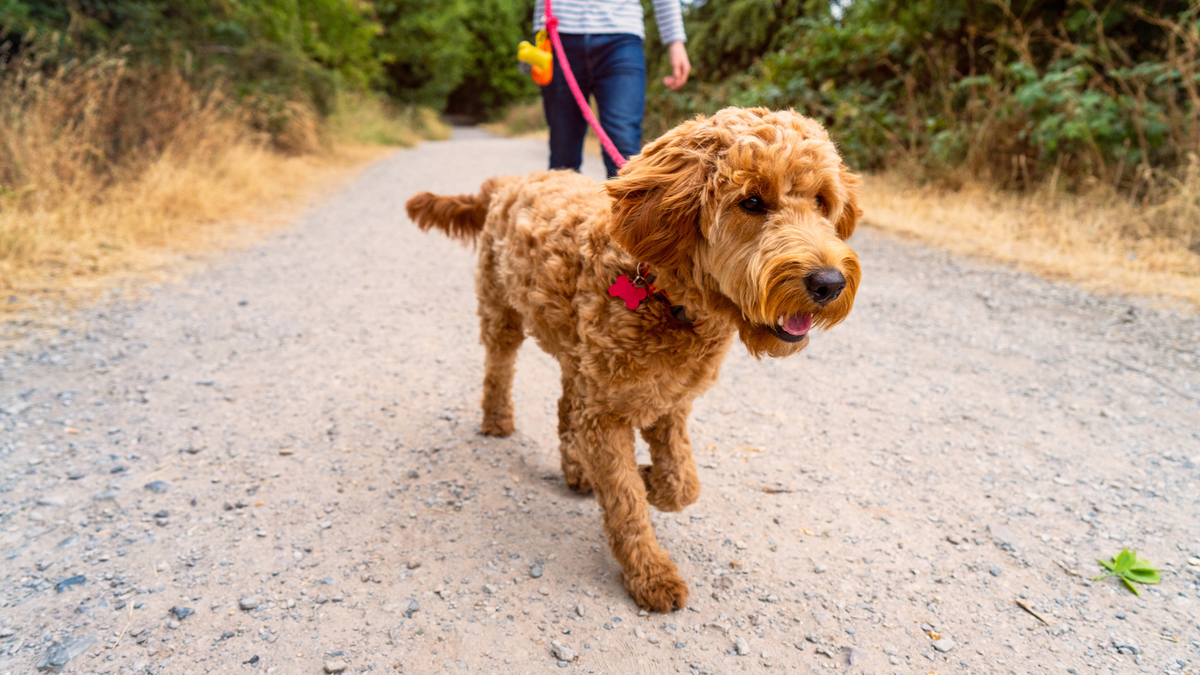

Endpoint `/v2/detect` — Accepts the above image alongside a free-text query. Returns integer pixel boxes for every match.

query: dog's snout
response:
[804,269,846,306]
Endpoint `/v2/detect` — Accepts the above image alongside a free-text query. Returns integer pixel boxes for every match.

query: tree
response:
[445,0,537,119]
[375,0,471,110]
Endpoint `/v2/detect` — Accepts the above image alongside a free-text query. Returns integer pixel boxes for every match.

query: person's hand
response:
[663,41,691,90]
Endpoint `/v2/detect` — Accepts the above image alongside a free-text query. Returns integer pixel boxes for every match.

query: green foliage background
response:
[5,0,1197,199]
[646,0,1200,198]
[1,0,538,122]
[1,0,384,114]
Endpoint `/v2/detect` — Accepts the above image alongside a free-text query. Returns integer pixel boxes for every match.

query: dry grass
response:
[331,94,451,146]
[0,56,448,325]
[862,171,1200,309]
[480,100,547,137]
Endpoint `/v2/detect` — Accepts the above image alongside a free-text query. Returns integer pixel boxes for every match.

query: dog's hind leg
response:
[583,414,689,612]
[477,249,524,437]
[556,364,591,493]
[639,406,700,512]
[479,302,523,436]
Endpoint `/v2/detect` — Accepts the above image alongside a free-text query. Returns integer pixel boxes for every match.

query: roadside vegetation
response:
[0,1,461,316]
[3,0,1197,312]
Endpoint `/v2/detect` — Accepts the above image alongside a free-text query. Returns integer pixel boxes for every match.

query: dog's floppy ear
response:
[606,120,714,269]
[835,166,862,240]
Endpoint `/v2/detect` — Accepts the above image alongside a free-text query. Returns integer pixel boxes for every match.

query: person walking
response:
[533,0,691,178]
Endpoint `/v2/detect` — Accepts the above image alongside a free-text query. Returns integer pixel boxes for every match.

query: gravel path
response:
[2,129,1199,675]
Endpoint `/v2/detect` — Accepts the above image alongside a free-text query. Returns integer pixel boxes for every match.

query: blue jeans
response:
[540,33,646,178]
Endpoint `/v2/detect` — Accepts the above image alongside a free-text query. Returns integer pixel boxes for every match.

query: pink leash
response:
[544,0,628,170]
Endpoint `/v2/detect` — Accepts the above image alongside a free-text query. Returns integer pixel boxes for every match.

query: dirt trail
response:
[2,129,1199,675]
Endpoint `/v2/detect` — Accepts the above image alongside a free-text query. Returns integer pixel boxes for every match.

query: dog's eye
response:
[815,195,828,214]
[739,196,767,215]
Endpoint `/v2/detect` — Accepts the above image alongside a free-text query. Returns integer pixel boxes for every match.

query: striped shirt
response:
[533,0,686,44]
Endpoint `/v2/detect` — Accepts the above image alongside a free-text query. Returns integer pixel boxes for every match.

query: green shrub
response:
[375,0,471,110]
[1,0,384,120]
[445,0,538,120]
[646,0,1200,200]
[375,0,536,117]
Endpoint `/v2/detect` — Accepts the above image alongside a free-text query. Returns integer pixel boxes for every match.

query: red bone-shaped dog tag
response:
[608,275,647,310]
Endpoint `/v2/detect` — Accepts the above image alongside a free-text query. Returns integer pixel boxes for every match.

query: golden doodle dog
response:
[405,107,861,612]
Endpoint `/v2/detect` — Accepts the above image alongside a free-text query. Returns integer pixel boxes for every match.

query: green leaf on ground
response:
[1092,548,1162,596]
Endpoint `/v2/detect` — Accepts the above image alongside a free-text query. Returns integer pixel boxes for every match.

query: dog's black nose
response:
[804,269,846,306]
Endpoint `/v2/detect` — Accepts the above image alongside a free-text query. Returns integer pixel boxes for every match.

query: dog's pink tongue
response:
[782,314,813,336]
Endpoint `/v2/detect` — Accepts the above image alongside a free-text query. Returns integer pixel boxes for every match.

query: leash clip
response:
[633,262,656,290]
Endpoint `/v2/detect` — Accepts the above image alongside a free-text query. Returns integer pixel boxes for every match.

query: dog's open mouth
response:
[769,313,812,343]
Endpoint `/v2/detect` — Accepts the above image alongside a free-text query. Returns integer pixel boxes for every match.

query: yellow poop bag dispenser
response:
[517,30,553,86]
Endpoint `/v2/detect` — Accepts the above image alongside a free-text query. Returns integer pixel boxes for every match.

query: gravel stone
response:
[54,575,86,594]
[734,636,749,656]
[932,638,956,653]
[238,597,260,610]
[550,642,576,661]
[1113,639,1141,655]
[34,634,97,672]
[144,480,169,493]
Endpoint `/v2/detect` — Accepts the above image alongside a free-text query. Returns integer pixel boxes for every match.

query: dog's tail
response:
[405,178,498,245]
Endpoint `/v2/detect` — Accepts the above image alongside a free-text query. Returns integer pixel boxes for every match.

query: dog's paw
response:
[623,561,689,612]
[639,464,700,512]
[565,469,593,494]
[480,416,514,437]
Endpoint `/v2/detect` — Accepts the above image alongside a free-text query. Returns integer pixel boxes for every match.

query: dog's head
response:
[606,107,862,358]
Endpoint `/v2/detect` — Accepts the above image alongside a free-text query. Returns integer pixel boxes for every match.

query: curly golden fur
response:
[405,107,862,612]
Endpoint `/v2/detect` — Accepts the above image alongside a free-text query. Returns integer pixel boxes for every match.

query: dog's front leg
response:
[639,406,700,512]
[583,413,689,612]
[556,362,591,493]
